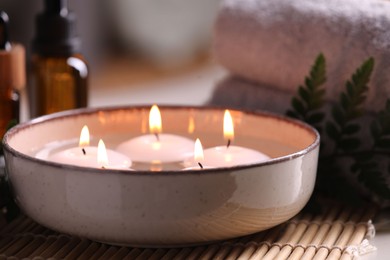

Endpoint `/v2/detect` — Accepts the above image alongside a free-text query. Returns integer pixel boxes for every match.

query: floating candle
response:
[117,105,194,163]
[48,126,132,169]
[183,138,213,170]
[203,110,270,167]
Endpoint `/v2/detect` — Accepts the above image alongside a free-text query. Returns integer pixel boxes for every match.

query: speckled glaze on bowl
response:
[3,106,319,247]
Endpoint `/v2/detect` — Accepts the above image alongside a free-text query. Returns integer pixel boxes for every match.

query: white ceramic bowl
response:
[3,106,319,247]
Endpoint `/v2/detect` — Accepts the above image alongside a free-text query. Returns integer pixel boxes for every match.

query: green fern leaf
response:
[331,106,345,126]
[327,57,374,152]
[286,53,327,133]
[298,86,310,103]
[292,97,306,115]
[325,122,340,141]
[307,112,325,125]
[287,54,390,203]
[351,153,390,200]
[372,99,390,148]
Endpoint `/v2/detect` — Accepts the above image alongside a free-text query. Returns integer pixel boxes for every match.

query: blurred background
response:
[0,0,226,112]
[1,0,221,66]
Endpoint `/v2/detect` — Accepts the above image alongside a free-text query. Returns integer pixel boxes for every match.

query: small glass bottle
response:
[31,0,88,117]
[0,11,22,137]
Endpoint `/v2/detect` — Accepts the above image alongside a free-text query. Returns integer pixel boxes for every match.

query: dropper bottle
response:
[0,11,25,137]
[31,0,88,117]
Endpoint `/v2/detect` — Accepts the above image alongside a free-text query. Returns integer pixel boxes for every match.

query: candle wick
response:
[198,162,204,169]
[82,148,86,155]
[154,133,160,142]
[227,139,231,149]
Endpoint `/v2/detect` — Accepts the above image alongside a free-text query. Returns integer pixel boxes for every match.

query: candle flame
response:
[79,125,90,147]
[97,139,109,168]
[223,110,234,141]
[149,105,162,134]
[194,138,204,163]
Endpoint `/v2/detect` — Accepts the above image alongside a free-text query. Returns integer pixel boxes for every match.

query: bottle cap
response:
[0,11,26,91]
[33,0,81,56]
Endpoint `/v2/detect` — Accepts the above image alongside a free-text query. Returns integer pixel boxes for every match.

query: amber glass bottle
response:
[32,54,88,116]
[0,11,21,137]
[31,0,88,117]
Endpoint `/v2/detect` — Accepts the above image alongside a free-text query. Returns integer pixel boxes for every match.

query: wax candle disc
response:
[117,134,194,163]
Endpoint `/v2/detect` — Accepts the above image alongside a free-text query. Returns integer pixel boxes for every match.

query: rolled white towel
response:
[214,0,390,111]
[210,76,293,114]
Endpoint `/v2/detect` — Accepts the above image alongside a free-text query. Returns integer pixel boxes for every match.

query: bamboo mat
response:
[0,205,376,260]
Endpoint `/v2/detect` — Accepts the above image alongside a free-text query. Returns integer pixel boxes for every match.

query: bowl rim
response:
[2,105,320,176]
